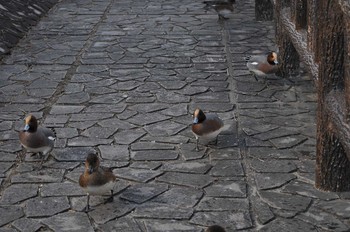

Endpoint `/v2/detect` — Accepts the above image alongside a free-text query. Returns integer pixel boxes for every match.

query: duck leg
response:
[104,190,114,204]
[195,136,200,151]
[82,194,91,213]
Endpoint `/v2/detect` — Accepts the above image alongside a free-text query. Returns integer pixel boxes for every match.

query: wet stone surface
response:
[0,0,348,231]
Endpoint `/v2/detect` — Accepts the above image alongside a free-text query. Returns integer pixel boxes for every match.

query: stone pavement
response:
[0,0,349,231]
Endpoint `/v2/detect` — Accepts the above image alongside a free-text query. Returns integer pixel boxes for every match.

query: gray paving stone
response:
[157,172,213,188]
[128,112,171,126]
[25,196,70,217]
[67,137,113,146]
[209,148,241,160]
[0,162,14,174]
[191,211,252,230]
[41,182,84,197]
[88,198,136,224]
[133,202,193,219]
[85,104,126,113]
[43,161,80,170]
[248,147,299,159]
[98,217,142,232]
[54,127,79,139]
[98,144,129,161]
[144,120,187,136]
[131,150,179,161]
[130,142,175,151]
[114,128,147,145]
[259,191,311,212]
[210,160,244,177]
[282,180,339,200]
[11,169,65,183]
[255,173,296,190]
[259,218,316,232]
[81,126,117,139]
[113,168,163,183]
[151,187,203,208]
[161,161,211,174]
[251,196,275,225]
[50,105,85,114]
[296,206,349,232]
[315,199,350,218]
[143,220,202,232]
[120,183,168,204]
[250,159,297,173]
[53,147,96,161]
[11,218,42,232]
[205,180,247,198]
[196,197,249,211]
[57,92,90,104]
[41,212,94,232]
[0,206,24,227]
[179,143,206,160]
[0,184,38,204]
[99,118,137,130]
[270,135,308,149]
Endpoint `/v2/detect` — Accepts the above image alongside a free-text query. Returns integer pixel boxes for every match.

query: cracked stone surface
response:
[0,0,348,231]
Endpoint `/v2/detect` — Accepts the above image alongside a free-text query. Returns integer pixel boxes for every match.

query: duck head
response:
[23,114,38,132]
[193,108,206,124]
[267,51,278,65]
[86,153,100,174]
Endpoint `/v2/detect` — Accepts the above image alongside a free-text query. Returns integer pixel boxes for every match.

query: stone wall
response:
[0,0,58,61]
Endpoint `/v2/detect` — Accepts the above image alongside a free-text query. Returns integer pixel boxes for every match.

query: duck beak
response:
[274,60,279,65]
[24,124,30,131]
[193,117,199,124]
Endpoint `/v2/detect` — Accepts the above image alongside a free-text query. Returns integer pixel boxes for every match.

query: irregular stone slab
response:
[160,104,188,117]
[259,218,316,232]
[133,203,193,219]
[81,126,117,139]
[1,184,38,204]
[158,81,187,90]
[113,168,163,183]
[129,103,168,113]
[161,161,212,174]
[196,197,249,211]
[41,182,85,197]
[88,198,136,224]
[143,220,202,232]
[144,121,187,136]
[250,159,297,173]
[131,150,179,161]
[205,180,247,198]
[130,142,175,151]
[120,183,168,204]
[128,113,171,126]
[179,143,206,160]
[98,217,142,232]
[57,92,90,104]
[297,207,350,231]
[118,109,137,120]
[253,128,299,141]
[248,147,299,160]
[255,173,296,190]
[151,186,203,208]
[98,145,129,161]
[156,91,190,103]
[0,206,24,227]
[282,180,338,200]
[50,105,85,114]
[12,218,42,232]
[114,129,146,145]
[53,147,96,161]
[99,118,136,130]
[191,211,252,230]
[67,137,113,146]
[130,161,162,170]
[251,196,275,225]
[157,172,213,188]
[90,93,125,104]
[270,135,308,149]
[0,162,14,174]
[259,191,311,212]
[42,212,94,232]
[209,148,241,160]
[0,140,22,153]
[55,127,79,139]
[85,104,126,113]
[315,200,350,218]
[177,85,209,96]
[142,134,189,144]
[210,160,244,177]
[216,134,239,148]
[69,121,96,130]
[26,196,70,217]
[11,169,65,183]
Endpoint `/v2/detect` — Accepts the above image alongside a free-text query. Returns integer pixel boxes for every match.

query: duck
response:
[206,225,226,232]
[192,108,224,151]
[203,0,234,20]
[245,51,279,81]
[79,153,116,212]
[18,114,55,169]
